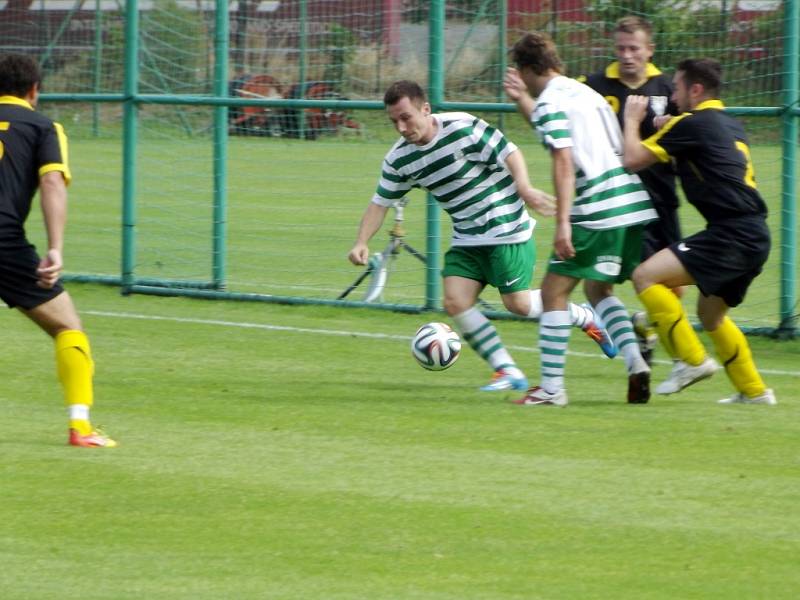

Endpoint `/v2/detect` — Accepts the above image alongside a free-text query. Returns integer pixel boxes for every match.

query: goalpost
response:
[11,0,797,336]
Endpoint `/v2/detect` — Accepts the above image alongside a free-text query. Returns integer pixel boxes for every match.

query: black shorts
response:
[671,216,770,308]
[0,238,64,309]
[641,204,682,260]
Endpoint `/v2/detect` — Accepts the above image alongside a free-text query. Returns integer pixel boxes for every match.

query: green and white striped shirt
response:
[372,112,534,246]
[533,76,657,230]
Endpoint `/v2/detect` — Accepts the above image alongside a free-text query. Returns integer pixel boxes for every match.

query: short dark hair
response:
[510,32,563,75]
[383,80,427,107]
[677,58,722,97]
[0,53,41,97]
[613,15,653,40]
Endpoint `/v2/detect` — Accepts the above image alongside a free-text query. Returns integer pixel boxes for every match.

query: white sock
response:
[68,404,90,421]
[528,289,592,330]
[595,296,648,373]
[452,307,522,377]
[539,310,572,393]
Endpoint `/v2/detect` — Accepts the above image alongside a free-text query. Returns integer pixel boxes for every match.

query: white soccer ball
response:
[411,322,461,371]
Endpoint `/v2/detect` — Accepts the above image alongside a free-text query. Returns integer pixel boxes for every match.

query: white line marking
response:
[83,310,800,378]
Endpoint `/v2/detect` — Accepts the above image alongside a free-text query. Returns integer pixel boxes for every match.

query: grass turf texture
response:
[2,283,799,599]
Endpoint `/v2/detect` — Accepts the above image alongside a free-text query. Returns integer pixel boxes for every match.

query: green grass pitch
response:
[1,283,799,599]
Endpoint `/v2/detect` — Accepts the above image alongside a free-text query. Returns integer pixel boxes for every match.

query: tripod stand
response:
[339,199,427,303]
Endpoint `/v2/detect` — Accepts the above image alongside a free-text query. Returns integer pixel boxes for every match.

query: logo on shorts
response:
[505,276,522,286]
[594,261,622,276]
[677,242,691,252]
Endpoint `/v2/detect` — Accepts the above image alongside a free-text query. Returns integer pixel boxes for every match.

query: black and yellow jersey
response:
[579,62,679,209]
[641,99,768,223]
[0,95,71,239]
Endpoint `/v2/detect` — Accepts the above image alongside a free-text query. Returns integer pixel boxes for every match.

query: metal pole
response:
[779,0,799,336]
[298,0,308,139]
[425,0,444,311]
[498,0,507,131]
[92,0,103,137]
[121,0,139,292]
[212,0,229,288]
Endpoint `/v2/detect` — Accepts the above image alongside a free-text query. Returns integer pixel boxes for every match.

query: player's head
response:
[0,53,41,100]
[383,80,435,145]
[673,58,722,112]
[510,32,563,96]
[612,16,655,81]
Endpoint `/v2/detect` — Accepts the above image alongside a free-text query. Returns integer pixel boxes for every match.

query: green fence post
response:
[298,0,308,139]
[92,0,103,137]
[212,0,229,289]
[121,0,139,293]
[426,0,445,311]
[779,0,799,336]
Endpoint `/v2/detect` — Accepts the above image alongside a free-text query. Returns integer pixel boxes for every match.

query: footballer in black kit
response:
[580,63,681,258]
[640,98,770,307]
[0,96,69,308]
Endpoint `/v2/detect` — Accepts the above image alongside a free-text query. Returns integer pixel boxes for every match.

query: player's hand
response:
[519,186,556,216]
[652,115,671,130]
[553,223,575,260]
[624,95,649,124]
[503,68,527,102]
[348,243,370,266]
[36,248,63,289]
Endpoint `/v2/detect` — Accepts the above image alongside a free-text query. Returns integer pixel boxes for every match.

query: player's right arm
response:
[551,147,576,260]
[348,201,390,266]
[37,171,68,288]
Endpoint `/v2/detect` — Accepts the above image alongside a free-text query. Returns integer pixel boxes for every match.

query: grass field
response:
[2,282,799,599]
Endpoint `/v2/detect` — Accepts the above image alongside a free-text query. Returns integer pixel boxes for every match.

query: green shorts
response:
[442,238,535,294]
[547,224,644,283]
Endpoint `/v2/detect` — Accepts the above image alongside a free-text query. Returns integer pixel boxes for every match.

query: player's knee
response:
[631,265,650,293]
[443,295,471,316]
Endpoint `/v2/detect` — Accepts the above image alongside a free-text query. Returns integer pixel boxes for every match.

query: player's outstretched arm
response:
[37,171,68,288]
[348,202,390,265]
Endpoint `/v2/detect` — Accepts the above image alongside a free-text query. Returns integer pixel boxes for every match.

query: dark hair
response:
[676,58,722,97]
[613,15,653,40]
[0,53,41,97]
[510,32,563,75]
[383,80,427,107]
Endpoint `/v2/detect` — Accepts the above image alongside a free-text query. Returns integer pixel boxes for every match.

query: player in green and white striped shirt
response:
[504,33,656,406]
[348,80,617,392]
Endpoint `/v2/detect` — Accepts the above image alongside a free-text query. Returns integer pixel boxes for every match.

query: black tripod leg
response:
[338,264,375,300]
[400,242,428,263]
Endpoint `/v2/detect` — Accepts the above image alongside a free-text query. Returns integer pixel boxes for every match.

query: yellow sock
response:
[708,316,766,398]
[638,284,706,365]
[56,330,95,434]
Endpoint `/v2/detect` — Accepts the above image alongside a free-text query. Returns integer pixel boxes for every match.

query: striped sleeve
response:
[470,117,517,168]
[371,157,413,206]
[38,120,72,186]
[532,102,572,150]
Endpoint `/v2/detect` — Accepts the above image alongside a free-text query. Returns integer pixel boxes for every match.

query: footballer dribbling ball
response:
[411,322,461,371]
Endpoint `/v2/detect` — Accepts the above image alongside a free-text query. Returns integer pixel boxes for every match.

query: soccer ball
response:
[411,322,461,371]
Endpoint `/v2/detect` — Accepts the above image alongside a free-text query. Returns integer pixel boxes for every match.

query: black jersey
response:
[641,99,768,223]
[0,96,71,239]
[580,62,680,210]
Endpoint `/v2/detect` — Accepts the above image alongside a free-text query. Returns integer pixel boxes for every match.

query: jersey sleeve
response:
[641,113,694,163]
[469,117,517,168]
[37,121,72,185]
[532,101,572,151]
[371,157,413,207]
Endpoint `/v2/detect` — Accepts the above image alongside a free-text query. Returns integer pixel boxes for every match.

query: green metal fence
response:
[21,0,798,336]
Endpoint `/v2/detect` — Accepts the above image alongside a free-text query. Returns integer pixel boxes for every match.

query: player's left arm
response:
[37,171,68,288]
[622,95,659,172]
